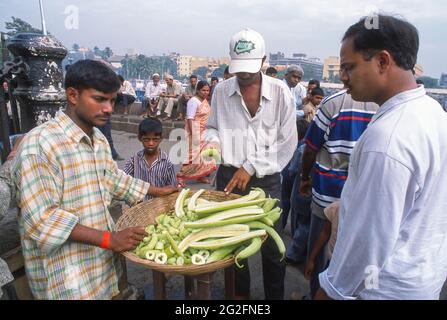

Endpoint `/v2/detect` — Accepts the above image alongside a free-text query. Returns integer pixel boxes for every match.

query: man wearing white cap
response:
[206,28,297,299]
[157,74,182,120]
[142,73,163,117]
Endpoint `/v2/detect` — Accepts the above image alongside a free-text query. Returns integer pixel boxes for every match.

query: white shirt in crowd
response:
[283,79,307,117]
[121,80,136,97]
[144,82,163,99]
[206,73,297,178]
[186,96,201,120]
[319,86,447,300]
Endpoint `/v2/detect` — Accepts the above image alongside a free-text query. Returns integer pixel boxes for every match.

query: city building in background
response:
[173,55,229,79]
[322,56,424,83]
[440,73,447,88]
[269,51,323,80]
[414,63,424,78]
[176,55,192,77]
[323,56,340,82]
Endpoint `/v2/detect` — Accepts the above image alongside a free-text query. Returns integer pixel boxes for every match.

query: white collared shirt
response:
[144,82,162,99]
[120,80,136,97]
[283,79,307,116]
[206,73,297,178]
[319,86,447,300]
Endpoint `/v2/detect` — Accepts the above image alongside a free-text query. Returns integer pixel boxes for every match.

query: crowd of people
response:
[1,13,447,300]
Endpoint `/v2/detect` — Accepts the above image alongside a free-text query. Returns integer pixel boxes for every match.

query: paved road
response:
[111,130,309,300]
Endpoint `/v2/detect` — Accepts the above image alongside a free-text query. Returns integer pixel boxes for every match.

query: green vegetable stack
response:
[134,188,285,268]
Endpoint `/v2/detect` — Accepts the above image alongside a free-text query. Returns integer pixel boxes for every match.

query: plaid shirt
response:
[11,112,149,300]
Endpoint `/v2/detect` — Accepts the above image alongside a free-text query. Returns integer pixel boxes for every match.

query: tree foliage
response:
[4,16,42,36]
[93,46,101,56]
[103,47,113,59]
[91,46,114,59]
[193,66,210,80]
[121,55,177,79]
[211,64,228,78]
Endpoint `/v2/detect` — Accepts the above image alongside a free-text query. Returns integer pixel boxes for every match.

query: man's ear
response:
[66,87,78,106]
[376,50,392,73]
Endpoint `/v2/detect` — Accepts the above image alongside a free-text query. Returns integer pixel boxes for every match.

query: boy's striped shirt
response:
[123,149,177,200]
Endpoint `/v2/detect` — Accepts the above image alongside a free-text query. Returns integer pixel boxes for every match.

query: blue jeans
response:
[286,175,311,262]
[307,213,329,299]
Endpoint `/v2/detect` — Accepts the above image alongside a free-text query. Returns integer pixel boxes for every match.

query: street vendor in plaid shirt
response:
[10,60,177,299]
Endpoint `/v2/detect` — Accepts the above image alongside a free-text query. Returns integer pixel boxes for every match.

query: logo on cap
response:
[233,40,256,55]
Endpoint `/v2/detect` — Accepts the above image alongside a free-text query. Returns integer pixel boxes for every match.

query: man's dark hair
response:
[64,59,121,93]
[342,14,419,70]
[311,87,325,97]
[190,75,198,80]
[138,117,163,137]
[308,79,320,87]
[416,79,424,85]
[117,75,124,82]
[224,66,230,74]
[266,67,278,75]
[296,118,309,140]
[211,76,219,82]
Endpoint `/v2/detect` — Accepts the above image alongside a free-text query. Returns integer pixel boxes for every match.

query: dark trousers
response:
[216,165,285,300]
[286,174,311,262]
[116,93,135,114]
[280,162,296,231]
[307,213,329,299]
[177,96,188,116]
[98,118,119,160]
[142,97,159,116]
[116,93,136,107]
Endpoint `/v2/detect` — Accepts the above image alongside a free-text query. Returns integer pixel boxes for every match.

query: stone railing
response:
[110,102,185,138]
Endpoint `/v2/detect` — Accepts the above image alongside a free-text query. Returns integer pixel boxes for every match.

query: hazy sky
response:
[1,0,446,78]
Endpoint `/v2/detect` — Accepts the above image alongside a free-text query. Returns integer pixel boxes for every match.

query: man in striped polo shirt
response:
[299,90,378,298]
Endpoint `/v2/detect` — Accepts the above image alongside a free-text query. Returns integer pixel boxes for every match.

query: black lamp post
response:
[6,33,67,132]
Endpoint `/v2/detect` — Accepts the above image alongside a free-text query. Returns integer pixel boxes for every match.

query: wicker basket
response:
[115,189,243,276]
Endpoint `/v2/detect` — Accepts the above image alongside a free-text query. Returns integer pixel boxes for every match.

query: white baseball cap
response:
[229,28,265,74]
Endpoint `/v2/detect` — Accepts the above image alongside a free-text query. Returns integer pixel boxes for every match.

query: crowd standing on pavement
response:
[1,13,447,300]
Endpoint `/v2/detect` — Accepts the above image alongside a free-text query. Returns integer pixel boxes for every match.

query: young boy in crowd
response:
[284,118,312,264]
[303,87,325,123]
[123,117,177,200]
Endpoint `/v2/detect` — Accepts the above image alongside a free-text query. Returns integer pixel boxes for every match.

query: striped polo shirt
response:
[123,149,176,200]
[304,90,378,218]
